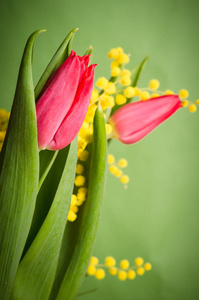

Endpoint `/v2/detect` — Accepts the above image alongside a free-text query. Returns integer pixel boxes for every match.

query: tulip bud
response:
[109,95,182,144]
[36,50,96,150]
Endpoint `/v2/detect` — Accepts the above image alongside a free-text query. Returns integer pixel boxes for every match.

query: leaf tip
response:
[72,28,79,33]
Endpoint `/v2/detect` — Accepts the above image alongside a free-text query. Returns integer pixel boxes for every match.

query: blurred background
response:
[1,0,199,299]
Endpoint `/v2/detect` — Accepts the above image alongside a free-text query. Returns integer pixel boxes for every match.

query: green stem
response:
[77,288,97,297]
[38,150,59,191]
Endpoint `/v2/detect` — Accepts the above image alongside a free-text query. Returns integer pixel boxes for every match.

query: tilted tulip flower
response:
[36,50,96,150]
[109,95,182,144]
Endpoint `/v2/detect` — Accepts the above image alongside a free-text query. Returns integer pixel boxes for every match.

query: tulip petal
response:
[110,95,182,144]
[48,64,96,150]
[78,54,91,84]
[36,51,81,149]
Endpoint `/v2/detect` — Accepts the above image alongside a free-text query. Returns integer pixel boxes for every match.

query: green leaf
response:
[55,105,107,300]
[131,55,150,89]
[11,137,78,300]
[39,149,58,180]
[23,147,70,257]
[35,28,79,100]
[84,45,93,56]
[0,30,43,300]
[38,150,59,191]
[22,28,79,256]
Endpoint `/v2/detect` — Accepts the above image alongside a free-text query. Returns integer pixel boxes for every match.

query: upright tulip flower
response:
[109,95,182,144]
[36,50,96,150]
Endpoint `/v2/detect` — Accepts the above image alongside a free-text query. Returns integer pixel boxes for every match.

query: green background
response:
[1,0,199,299]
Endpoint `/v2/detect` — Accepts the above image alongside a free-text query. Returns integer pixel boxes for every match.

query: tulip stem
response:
[38,150,59,191]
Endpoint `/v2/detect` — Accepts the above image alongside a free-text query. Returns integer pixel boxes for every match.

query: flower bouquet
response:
[0,28,197,300]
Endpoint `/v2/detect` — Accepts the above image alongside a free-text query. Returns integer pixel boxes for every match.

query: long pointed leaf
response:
[22,28,79,257]
[23,147,69,256]
[11,137,78,300]
[0,30,43,300]
[56,105,107,300]
[131,54,150,89]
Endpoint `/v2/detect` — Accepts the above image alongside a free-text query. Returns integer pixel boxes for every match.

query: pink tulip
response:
[109,95,182,144]
[36,50,96,150]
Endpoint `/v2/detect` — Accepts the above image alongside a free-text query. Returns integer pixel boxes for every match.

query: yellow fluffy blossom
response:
[120,75,131,86]
[111,66,121,77]
[108,47,123,60]
[0,108,9,120]
[105,82,116,95]
[87,264,96,275]
[77,190,86,202]
[109,165,118,174]
[134,87,141,96]
[120,175,129,184]
[108,48,118,59]
[87,255,152,281]
[79,127,93,144]
[71,205,78,213]
[137,267,145,276]
[122,69,131,77]
[127,270,136,280]
[179,89,189,99]
[135,257,144,266]
[117,53,130,65]
[140,91,150,101]
[195,99,199,105]
[118,159,128,168]
[149,79,160,90]
[151,93,160,98]
[100,94,115,110]
[76,164,84,174]
[116,94,127,105]
[84,104,97,123]
[95,269,105,280]
[188,104,197,113]
[90,256,99,265]
[79,150,89,161]
[114,169,123,178]
[144,263,152,271]
[96,77,108,89]
[109,267,118,275]
[78,187,88,194]
[120,259,130,270]
[124,86,135,98]
[0,131,6,142]
[90,89,99,102]
[108,154,115,164]
[118,270,127,281]
[78,139,87,153]
[67,210,77,222]
[0,108,9,151]
[105,256,116,267]
[181,100,189,107]
[70,194,77,206]
[111,60,119,69]
[164,89,174,95]
[108,157,129,184]
[74,175,86,186]
[106,124,113,135]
